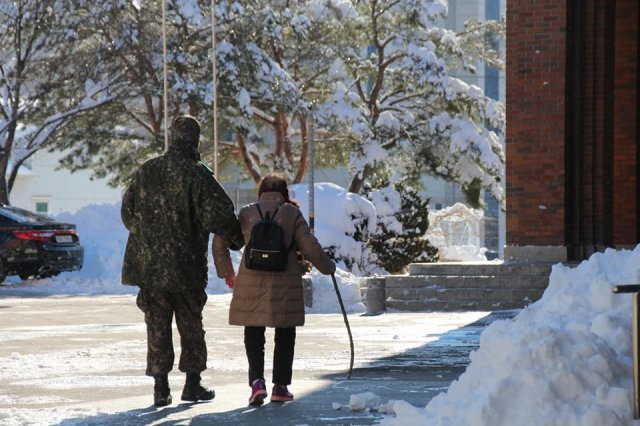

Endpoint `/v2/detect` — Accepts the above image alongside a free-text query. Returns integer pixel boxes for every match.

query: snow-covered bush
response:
[290,183,379,275]
[366,183,438,273]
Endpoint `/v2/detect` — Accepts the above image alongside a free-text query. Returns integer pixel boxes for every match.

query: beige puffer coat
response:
[213,191,336,327]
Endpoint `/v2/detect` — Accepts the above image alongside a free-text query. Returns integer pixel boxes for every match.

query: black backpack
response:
[245,204,293,272]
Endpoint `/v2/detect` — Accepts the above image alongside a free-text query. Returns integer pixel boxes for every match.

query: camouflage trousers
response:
[136,287,208,376]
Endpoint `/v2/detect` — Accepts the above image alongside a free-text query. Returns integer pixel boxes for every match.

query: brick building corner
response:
[505,0,639,262]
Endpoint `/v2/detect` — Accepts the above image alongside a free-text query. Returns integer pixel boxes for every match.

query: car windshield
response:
[0,206,55,224]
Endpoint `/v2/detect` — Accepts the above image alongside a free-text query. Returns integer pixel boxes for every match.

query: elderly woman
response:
[213,174,335,406]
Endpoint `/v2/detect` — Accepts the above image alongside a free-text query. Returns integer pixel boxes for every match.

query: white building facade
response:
[10,149,122,216]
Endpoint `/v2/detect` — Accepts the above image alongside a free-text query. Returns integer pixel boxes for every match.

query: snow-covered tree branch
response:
[0,0,120,204]
[315,0,505,206]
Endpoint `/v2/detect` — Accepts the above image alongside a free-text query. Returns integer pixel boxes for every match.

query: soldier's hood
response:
[167,144,201,161]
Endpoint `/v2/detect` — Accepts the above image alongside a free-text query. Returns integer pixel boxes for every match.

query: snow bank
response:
[0,203,136,296]
[305,268,364,314]
[290,182,378,275]
[380,247,640,425]
[56,204,127,282]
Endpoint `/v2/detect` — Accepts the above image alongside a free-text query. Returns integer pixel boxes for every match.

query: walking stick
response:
[331,273,354,379]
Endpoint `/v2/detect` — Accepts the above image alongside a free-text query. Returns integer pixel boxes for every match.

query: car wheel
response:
[19,274,32,281]
[0,259,5,284]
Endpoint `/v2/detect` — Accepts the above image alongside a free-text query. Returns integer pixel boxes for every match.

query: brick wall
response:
[506,0,568,246]
[506,0,639,256]
[612,0,639,246]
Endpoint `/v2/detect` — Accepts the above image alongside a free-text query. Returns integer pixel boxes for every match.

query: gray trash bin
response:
[364,277,386,316]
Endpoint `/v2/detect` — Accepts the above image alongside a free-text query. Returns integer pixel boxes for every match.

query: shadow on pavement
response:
[52,310,518,426]
[193,310,520,425]
[56,403,193,426]
[335,309,520,376]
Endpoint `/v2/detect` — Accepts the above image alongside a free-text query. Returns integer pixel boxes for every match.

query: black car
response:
[0,204,84,283]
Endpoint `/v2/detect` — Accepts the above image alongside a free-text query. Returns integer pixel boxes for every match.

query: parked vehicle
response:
[0,204,84,283]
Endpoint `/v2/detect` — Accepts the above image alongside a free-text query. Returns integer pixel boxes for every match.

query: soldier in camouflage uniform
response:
[121,115,244,407]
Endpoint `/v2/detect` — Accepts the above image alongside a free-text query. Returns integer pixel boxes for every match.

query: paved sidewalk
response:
[0,292,516,425]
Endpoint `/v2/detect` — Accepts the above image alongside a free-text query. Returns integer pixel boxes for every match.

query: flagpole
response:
[161,0,169,152]
[308,116,315,233]
[211,0,218,178]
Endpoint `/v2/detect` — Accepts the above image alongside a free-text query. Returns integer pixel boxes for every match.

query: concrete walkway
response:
[0,292,516,425]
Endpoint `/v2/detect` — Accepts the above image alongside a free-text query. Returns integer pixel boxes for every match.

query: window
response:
[35,202,49,214]
[32,197,51,216]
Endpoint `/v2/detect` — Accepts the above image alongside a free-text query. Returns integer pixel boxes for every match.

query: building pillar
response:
[505,0,569,262]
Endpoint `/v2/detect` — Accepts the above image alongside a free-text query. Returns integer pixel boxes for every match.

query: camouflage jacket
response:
[121,144,243,291]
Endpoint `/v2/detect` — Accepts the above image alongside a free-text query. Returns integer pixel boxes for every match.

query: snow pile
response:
[56,204,128,281]
[0,203,137,296]
[379,247,640,425]
[340,391,398,414]
[305,268,364,314]
[349,391,381,411]
[290,182,378,275]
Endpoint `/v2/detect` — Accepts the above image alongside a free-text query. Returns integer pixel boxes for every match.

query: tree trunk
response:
[348,165,373,194]
[236,133,262,184]
[292,115,309,184]
[273,108,286,171]
[0,115,18,205]
[0,174,9,205]
[281,110,294,166]
[348,174,365,194]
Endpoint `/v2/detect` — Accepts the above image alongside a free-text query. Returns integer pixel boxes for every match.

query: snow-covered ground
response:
[374,247,640,425]
[0,293,492,425]
[2,194,640,424]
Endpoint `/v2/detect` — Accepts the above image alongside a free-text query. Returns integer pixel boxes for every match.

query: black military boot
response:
[153,374,172,407]
[181,372,215,402]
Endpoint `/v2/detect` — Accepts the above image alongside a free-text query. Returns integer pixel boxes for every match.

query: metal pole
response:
[612,284,640,419]
[634,293,640,419]
[308,117,315,233]
[161,0,169,152]
[211,0,218,178]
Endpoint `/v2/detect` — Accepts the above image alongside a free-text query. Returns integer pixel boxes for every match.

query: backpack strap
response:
[273,206,295,254]
[271,206,281,220]
[255,204,264,219]
[256,203,282,221]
